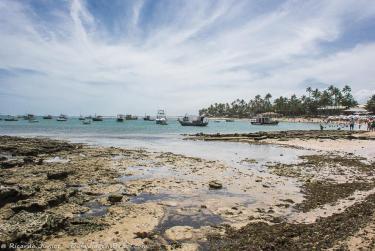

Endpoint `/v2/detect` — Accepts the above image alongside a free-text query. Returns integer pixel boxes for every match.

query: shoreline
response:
[1,131,375,250]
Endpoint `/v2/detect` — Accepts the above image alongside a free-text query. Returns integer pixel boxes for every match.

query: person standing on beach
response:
[367,120,372,131]
[349,118,354,131]
[372,120,375,132]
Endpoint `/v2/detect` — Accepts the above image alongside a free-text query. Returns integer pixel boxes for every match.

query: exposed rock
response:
[165,226,194,241]
[23,156,34,164]
[209,180,223,189]
[0,186,26,207]
[108,194,123,203]
[11,199,48,213]
[0,160,24,169]
[134,231,153,239]
[47,170,71,180]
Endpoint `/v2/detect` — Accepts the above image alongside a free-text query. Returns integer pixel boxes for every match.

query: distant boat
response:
[251,117,279,125]
[78,115,85,120]
[4,116,18,121]
[28,119,39,123]
[155,110,167,125]
[57,114,68,121]
[178,115,208,126]
[43,115,53,119]
[143,115,155,121]
[23,114,35,120]
[92,115,103,121]
[117,114,125,122]
[82,119,91,125]
[225,119,235,122]
[125,114,138,120]
[85,115,92,119]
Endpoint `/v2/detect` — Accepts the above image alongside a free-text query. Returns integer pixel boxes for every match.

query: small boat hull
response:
[178,121,208,126]
[156,119,167,125]
[251,121,279,125]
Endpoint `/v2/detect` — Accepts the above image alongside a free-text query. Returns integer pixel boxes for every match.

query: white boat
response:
[117,114,125,122]
[155,110,168,125]
[4,116,18,121]
[57,114,67,121]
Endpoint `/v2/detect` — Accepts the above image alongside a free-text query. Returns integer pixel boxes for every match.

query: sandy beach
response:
[1,131,374,250]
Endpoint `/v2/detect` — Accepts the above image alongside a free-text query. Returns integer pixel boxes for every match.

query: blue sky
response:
[0,0,374,115]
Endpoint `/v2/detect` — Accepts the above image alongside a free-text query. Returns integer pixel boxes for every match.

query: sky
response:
[0,0,375,116]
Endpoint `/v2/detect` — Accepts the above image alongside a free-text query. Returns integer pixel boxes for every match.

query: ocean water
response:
[0,117,320,137]
[0,117,319,164]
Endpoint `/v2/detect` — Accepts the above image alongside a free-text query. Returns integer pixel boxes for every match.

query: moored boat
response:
[251,116,279,125]
[78,115,85,120]
[4,116,18,121]
[143,115,155,121]
[155,110,167,125]
[178,115,208,126]
[23,114,35,120]
[225,119,235,122]
[92,115,103,121]
[117,114,125,122]
[28,119,39,123]
[57,114,68,121]
[125,114,138,120]
[43,115,53,119]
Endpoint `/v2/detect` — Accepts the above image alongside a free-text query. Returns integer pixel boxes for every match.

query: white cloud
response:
[0,0,374,115]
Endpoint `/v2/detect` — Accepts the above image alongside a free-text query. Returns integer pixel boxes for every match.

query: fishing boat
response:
[82,119,91,125]
[117,114,125,122]
[251,116,279,125]
[155,110,167,125]
[178,115,208,126]
[143,115,155,121]
[78,115,85,120]
[125,114,138,120]
[43,115,53,119]
[57,114,68,121]
[92,115,103,121]
[23,114,35,120]
[4,116,18,121]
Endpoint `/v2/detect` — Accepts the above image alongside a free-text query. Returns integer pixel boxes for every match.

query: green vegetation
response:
[366,94,375,114]
[199,85,358,117]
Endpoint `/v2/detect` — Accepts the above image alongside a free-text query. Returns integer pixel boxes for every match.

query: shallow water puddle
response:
[79,201,108,218]
[157,206,224,231]
[44,156,70,163]
[118,165,179,182]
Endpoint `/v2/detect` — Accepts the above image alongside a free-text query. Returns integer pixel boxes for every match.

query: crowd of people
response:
[321,116,375,131]
[367,119,375,131]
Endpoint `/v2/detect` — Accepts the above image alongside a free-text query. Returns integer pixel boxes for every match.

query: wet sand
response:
[1,131,374,250]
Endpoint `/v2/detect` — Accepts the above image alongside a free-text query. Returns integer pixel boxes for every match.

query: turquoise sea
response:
[0,116,320,139]
[0,117,323,164]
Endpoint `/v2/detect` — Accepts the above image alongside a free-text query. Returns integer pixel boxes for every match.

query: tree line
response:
[199,85,361,117]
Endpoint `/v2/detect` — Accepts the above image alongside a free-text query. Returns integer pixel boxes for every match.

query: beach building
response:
[317,105,346,115]
[343,105,371,115]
